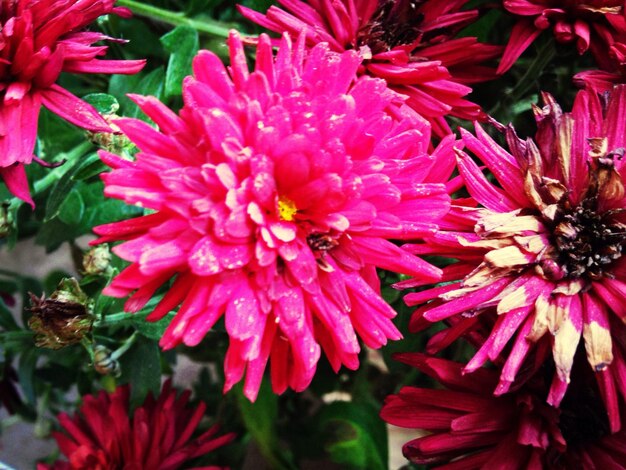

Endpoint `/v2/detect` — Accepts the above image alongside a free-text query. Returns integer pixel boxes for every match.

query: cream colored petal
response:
[582,322,614,371]
[527,293,550,342]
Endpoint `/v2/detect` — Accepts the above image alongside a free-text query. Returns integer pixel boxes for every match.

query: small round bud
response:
[82,245,112,275]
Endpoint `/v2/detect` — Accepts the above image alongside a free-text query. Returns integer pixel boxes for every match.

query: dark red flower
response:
[499,0,626,74]
[39,381,235,470]
[238,0,501,136]
[0,0,145,206]
[381,353,626,468]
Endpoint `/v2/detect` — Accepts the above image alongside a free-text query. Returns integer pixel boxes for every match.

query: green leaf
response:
[236,379,297,470]
[0,297,19,331]
[119,335,162,408]
[100,310,176,341]
[160,25,199,98]
[57,189,85,226]
[44,152,96,222]
[109,67,165,121]
[82,93,120,115]
[318,401,388,470]
[18,347,38,404]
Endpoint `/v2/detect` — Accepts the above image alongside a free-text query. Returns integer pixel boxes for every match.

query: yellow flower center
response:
[278,195,297,221]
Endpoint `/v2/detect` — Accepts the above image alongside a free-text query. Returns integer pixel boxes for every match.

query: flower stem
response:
[116,0,231,38]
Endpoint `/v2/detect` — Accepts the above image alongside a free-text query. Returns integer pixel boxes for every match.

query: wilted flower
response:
[94,31,455,400]
[39,381,235,470]
[239,0,501,136]
[406,86,626,428]
[499,0,626,73]
[381,353,626,468]
[28,278,94,349]
[0,0,145,206]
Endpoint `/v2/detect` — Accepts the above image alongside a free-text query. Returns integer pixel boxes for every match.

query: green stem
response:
[110,331,138,360]
[117,0,231,38]
[32,141,94,194]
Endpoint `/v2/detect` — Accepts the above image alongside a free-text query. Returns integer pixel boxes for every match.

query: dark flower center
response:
[556,351,611,447]
[356,0,423,55]
[552,199,625,280]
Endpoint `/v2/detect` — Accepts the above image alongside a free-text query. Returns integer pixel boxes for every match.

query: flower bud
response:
[93,345,121,377]
[82,245,112,275]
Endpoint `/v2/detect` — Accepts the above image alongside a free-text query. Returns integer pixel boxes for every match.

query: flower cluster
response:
[6,0,626,468]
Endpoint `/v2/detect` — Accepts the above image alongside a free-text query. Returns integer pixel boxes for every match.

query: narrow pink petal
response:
[40,84,110,132]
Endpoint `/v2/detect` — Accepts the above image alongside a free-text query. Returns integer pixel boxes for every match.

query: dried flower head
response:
[28,278,94,349]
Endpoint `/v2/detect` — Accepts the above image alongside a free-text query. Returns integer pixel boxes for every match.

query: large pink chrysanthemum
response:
[381,353,626,468]
[39,381,235,470]
[499,0,626,74]
[238,0,501,137]
[405,85,626,429]
[0,0,145,206]
[93,31,455,400]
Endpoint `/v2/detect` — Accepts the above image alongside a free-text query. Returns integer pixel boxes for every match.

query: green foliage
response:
[161,25,200,98]
[319,401,388,470]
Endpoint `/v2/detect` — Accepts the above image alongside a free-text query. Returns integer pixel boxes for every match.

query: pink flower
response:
[0,0,145,206]
[381,353,626,468]
[93,31,454,401]
[405,85,626,430]
[238,0,501,136]
[39,381,235,470]
[499,0,626,74]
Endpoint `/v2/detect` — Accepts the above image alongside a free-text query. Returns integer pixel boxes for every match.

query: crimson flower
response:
[0,0,145,206]
[39,381,235,470]
[405,85,626,430]
[93,31,454,400]
[238,0,501,136]
[575,39,626,91]
[381,353,626,468]
[499,0,626,74]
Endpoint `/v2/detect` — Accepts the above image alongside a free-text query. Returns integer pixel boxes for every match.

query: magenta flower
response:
[381,353,626,468]
[238,0,501,136]
[405,85,626,429]
[39,381,235,470]
[93,31,454,400]
[0,0,145,206]
[499,0,626,74]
